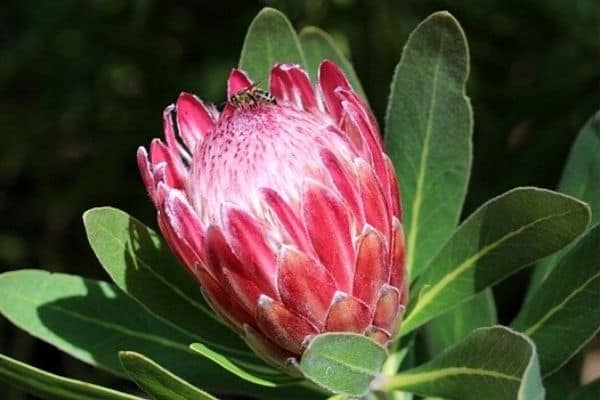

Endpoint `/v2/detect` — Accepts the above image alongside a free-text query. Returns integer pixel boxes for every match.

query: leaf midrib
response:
[523,269,600,336]
[406,27,445,277]
[7,289,195,355]
[318,352,382,376]
[0,356,143,400]
[121,353,217,400]
[384,366,520,389]
[190,344,278,387]
[403,208,578,332]
[0,369,123,400]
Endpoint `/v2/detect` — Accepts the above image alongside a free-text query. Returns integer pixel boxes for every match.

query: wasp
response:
[229,82,276,109]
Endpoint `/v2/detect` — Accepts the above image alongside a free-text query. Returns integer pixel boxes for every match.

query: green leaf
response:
[570,378,600,400]
[401,187,591,334]
[119,351,217,400]
[0,353,143,400]
[299,26,366,100]
[528,110,600,298]
[374,326,544,400]
[83,207,251,357]
[298,333,388,397]
[189,343,295,387]
[543,357,582,400]
[0,270,309,399]
[384,11,472,280]
[423,289,496,355]
[239,7,305,82]
[512,224,600,376]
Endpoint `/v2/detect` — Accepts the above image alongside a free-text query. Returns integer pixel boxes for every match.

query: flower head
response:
[137,61,407,367]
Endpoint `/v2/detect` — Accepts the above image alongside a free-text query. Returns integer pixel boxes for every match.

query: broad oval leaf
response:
[299,333,388,397]
[119,351,216,400]
[299,26,366,100]
[374,326,544,400]
[83,207,251,357]
[0,353,143,400]
[528,110,600,297]
[384,11,472,280]
[0,270,312,399]
[401,187,590,334]
[423,289,496,355]
[512,224,600,376]
[239,7,305,82]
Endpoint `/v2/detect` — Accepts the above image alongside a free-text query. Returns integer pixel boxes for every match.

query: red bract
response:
[137,61,407,367]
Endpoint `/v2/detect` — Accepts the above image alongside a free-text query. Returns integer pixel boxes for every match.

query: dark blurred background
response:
[1,0,598,398]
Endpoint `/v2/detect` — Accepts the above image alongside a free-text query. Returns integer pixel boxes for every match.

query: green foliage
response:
[386,12,499,359]
[299,333,388,397]
[1,4,598,400]
[119,352,217,400]
[555,112,600,218]
[239,7,306,83]
[83,207,251,356]
[2,268,322,399]
[512,224,600,376]
[0,353,143,400]
[423,289,496,355]
[299,26,366,99]
[0,270,299,399]
[385,11,472,280]
[528,111,600,297]
[403,187,590,334]
[189,342,295,387]
[374,326,544,400]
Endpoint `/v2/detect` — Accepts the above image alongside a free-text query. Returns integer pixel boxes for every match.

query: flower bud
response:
[137,61,407,367]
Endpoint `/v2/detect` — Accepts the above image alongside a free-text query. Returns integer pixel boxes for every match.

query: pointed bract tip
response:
[136,146,148,157]
[277,243,297,259]
[162,103,175,118]
[332,290,349,303]
[227,68,253,98]
[301,334,315,349]
[273,63,302,72]
[258,294,274,307]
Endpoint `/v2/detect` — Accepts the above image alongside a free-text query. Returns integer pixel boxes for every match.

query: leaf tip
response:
[427,10,461,26]
[253,6,289,22]
[82,206,120,224]
[118,350,135,359]
[299,25,324,38]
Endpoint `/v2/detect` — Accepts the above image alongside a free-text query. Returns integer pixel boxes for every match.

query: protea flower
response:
[137,61,407,368]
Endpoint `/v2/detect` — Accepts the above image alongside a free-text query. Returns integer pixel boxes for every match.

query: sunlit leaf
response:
[189,343,297,387]
[0,353,143,400]
[0,270,311,399]
[119,351,217,400]
[299,333,387,397]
